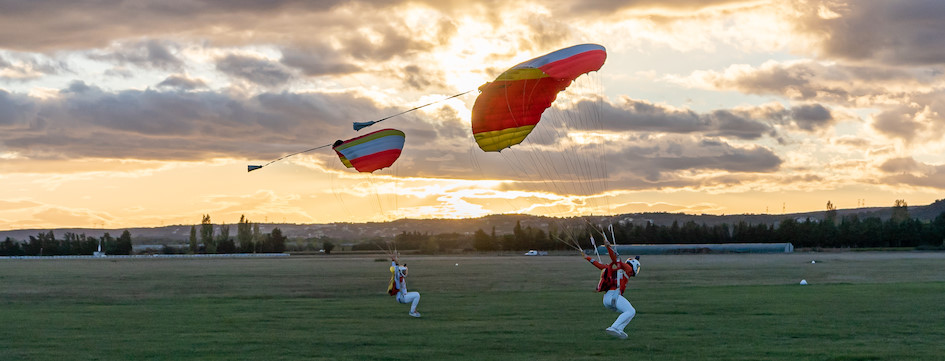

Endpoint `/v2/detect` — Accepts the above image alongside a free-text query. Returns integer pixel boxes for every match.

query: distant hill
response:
[2,199,942,244]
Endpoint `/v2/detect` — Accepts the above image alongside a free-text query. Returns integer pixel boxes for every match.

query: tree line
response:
[0,215,289,256]
[354,200,945,253]
[187,214,287,254]
[4,201,944,256]
[1,230,133,256]
[603,200,945,249]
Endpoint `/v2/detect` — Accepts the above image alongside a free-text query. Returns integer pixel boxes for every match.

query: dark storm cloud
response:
[878,157,945,190]
[794,0,945,66]
[88,39,183,70]
[216,54,293,87]
[156,74,208,90]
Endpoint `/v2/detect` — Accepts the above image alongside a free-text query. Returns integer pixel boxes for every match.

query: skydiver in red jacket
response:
[582,237,640,339]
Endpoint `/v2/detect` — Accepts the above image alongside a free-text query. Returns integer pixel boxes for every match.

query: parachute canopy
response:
[332,128,406,173]
[471,44,607,152]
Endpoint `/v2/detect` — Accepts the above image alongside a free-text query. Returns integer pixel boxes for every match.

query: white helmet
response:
[626,257,640,276]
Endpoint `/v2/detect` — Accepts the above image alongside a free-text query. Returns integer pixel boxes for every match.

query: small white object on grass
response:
[811,260,816,264]
[455,263,459,266]
[799,279,808,285]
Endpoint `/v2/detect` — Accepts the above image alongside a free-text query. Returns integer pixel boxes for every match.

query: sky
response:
[1,0,944,230]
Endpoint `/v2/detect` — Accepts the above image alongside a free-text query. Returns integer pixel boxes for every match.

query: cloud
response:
[0,90,35,126]
[870,95,945,143]
[878,157,945,189]
[0,199,41,211]
[831,135,870,148]
[337,23,436,62]
[0,53,61,81]
[537,0,762,18]
[792,0,945,66]
[0,83,395,161]
[676,60,937,105]
[789,104,833,131]
[156,74,208,90]
[676,59,942,141]
[216,54,294,87]
[88,39,184,70]
[608,136,782,182]
[569,97,776,139]
[280,46,360,77]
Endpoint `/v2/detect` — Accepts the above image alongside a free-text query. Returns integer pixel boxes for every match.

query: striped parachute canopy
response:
[332,128,406,173]
[471,44,607,152]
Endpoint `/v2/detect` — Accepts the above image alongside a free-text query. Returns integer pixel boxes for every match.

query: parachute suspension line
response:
[535,75,599,215]
[580,73,605,213]
[492,78,555,213]
[247,143,333,172]
[523,79,574,215]
[389,159,402,220]
[590,73,609,215]
[367,173,387,221]
[354,89,475,131]
[330,172,356,221]
[551,233,584,253]
[563,72,606,215]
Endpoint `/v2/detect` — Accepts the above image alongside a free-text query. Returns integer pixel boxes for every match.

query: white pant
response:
[396,291,420,313]
[602,290,635,332]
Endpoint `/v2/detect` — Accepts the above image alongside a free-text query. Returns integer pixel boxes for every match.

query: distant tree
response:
[262,228,286,253]
[217,222,230,243]
[1,237,23,256]
[200,214,215,253]
[100,232,116,254]
[116,230,133,255]
[217,238,236,253]
[323,240,335,254]
[891,199,909,223]
[237,215,253,252]
[473,228,497,251]
[215,221,234,253]
[825,200,837,225]
[512,221,523,248]
[40,231,58,256]
[252,223,261,253]
[189,225,198,254]
[933,211,945,247]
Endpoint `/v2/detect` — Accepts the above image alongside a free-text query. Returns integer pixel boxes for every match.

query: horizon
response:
[2,1,944,231]
[3,198,939,233]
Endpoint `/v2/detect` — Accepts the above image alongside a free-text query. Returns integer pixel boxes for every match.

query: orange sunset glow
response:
[1,1,943,230]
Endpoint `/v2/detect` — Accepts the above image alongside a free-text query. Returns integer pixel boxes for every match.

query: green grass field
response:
[2,252,944,360]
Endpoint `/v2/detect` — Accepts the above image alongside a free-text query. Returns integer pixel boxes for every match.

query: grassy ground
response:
[1,252,944,360]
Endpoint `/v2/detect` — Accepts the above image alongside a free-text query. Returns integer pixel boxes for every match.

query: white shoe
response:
[605,327,628,339]
[409,311,421,318]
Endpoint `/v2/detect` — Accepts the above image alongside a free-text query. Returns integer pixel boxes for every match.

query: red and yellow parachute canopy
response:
[332,128,406,173]
[471,44,607,152]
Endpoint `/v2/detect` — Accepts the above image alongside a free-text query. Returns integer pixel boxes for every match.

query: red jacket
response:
[585,244,635,293]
